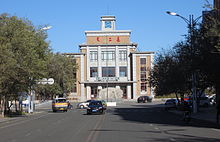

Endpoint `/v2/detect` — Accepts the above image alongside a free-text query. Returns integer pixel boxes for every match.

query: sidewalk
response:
[169,106,218,124]
[0,100,51,124]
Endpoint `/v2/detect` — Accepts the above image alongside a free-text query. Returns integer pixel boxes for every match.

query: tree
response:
[198,17,220,109]
[149,48,190,101]
[35,53,77,99]
[0,13,50,116]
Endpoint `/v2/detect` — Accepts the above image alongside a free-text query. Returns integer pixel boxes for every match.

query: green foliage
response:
[150,15,220,98]
[35,53,77,98]
[149,48,190,97]
[0,13,50,97]
[0,13,78,116]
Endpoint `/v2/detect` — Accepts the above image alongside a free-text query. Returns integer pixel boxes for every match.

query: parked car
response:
[87,100,106,115]
[77,100,94,109]
[164,99,178,110]
[198,96,210,107]
[137,96,152,103]
[209,94,216,106]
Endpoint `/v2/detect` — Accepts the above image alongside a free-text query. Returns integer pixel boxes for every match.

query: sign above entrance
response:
[96,77,119,82]
[86,36,130,45]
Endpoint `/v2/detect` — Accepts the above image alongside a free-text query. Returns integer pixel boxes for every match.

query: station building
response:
[65,16,154,101]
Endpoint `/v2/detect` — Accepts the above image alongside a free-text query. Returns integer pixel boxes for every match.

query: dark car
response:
[164,99,178,110]
[87,100,105,115]
[137,96,152,103]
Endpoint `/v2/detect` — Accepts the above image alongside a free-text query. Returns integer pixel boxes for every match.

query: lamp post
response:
[27,26,52,113]
[166,11,202,113]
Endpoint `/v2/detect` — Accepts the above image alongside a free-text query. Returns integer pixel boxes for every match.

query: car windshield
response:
[89,101,102,106]
[167,99,175,102]
[56,99,66,103]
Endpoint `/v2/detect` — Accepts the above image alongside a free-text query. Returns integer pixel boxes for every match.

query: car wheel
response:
[80,105,84,109]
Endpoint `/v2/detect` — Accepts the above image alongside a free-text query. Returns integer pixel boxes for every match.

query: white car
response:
[209,94,216,106]
[77,100,94,109]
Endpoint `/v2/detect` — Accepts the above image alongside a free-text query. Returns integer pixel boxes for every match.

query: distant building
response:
[65,16,154,101]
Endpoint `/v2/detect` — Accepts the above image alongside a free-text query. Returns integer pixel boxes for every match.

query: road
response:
[0,101,220,142]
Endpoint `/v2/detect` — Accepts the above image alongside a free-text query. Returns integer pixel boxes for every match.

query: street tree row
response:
[0,13,77,116]
[149,16,220,107]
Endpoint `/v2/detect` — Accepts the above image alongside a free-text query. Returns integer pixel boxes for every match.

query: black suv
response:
[137,96,152,103]
[87,100,106,115]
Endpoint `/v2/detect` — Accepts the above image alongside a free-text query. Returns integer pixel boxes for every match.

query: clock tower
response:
[101,16,116,31]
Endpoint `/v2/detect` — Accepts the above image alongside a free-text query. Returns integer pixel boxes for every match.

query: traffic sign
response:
[47,78,54,85]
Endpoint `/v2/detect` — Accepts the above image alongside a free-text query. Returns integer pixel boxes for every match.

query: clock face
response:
[105,21,111,28]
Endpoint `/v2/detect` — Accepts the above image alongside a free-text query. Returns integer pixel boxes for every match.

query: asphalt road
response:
[0,101,220,142]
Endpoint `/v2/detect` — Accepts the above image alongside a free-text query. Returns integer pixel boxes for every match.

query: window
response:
[140,59,147,92]
[90,51,97,61]
[140,72,146,79]
[141,83,147,92]
[91,86,98,98]
[105,21,112,28]
[90,67,98,77]
[140,67,146,72]
[119,50,127,61]
[102,67,115,77]
[119,67,127,77]
[140,58,146,65]
[101,51,115,61]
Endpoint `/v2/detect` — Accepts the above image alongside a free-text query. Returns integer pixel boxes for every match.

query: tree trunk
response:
[14,96,18,112]
[175,93,180,104]
[2,96,6,116]
[0,96,2,115]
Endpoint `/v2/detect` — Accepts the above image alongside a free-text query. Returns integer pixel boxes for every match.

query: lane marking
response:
[85,114,106,142]
[25,132,31,137]
[170,138,176,141]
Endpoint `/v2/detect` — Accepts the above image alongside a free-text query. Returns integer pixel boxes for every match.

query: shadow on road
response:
[112,103,219,129]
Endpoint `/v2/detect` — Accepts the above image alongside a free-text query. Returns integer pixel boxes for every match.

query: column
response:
[80,54,85,101]
[80,84,86,101]
[98,86,102,99]
[98,46,102,78]
[127,46,131,81]
[132,53,137,99]
[86,47,90,81]
[115,46,119,77]
[127,84,131,99]
[86,86,91,100]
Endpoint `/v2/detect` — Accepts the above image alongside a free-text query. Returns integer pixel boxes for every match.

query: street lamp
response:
[40,25,52,31]
[166,11,202,113]
[27,25,52,113]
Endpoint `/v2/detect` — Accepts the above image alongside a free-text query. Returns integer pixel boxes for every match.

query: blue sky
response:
[0,0,212,53]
